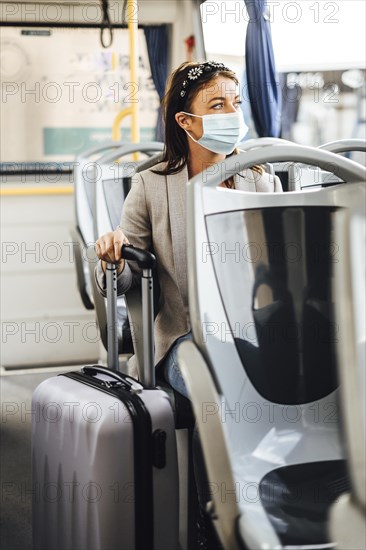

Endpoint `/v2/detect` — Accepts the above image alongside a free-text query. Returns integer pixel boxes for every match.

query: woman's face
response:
[178,75,242,140]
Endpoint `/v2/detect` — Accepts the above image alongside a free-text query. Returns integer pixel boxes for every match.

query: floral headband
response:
[179,61,231,99]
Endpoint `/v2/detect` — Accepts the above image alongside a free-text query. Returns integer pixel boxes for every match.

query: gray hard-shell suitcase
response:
[32,246,179,550]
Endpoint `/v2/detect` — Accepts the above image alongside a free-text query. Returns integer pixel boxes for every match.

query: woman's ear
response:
[175,112,192,130]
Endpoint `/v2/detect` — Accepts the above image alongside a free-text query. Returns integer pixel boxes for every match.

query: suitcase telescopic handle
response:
[106,244,156,387]
[121,244,156,269]
[121,244,156,388]
[120,244,156,388]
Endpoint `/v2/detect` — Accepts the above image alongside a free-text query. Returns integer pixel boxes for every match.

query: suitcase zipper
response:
[81,365,143,392]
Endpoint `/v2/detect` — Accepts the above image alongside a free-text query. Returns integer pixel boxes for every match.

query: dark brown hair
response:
[153,61,263,180]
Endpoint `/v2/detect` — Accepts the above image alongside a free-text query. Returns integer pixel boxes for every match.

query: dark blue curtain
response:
[144,25,169,142]
[244,0,281,137]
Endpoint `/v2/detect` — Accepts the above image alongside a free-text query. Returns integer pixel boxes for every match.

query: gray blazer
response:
[95,161,282,366]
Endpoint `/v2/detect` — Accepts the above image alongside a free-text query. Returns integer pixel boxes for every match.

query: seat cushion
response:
[259,460,350,546]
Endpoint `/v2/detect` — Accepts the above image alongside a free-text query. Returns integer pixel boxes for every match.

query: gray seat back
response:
[92,145,164,361]
[319,138,366,168]
[178,144,365,549]
[72,141,125,309]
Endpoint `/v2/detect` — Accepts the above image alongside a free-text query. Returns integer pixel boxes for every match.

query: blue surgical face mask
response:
[181,110,248,154]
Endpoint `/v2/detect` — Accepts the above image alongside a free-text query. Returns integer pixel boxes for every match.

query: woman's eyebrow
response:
[208,95,241,103]
[208,96,226,102]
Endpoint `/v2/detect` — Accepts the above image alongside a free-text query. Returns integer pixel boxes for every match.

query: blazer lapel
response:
[166,166,188,303]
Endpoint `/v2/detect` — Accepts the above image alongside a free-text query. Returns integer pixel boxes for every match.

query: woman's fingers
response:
[114,230,130,262]
[96,230,129,263]
[96,238,114,263]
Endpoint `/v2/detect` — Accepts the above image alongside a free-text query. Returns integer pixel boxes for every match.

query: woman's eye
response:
[235,100,243,109]
[212,103,224,110]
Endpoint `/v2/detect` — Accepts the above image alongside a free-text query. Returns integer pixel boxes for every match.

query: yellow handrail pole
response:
[128,0,140,146]
[111,51,118,71]
[111,0,140,162]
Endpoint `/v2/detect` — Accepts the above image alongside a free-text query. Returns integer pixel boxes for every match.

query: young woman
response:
[95,60,282,396]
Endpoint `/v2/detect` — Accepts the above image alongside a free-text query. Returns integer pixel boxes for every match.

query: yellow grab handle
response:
[112,106,133,142]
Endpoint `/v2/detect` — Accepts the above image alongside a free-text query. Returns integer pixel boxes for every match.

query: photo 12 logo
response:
[201,1,340,24]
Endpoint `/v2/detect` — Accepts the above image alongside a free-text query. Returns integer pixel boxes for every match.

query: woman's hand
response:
[95,228,130,274]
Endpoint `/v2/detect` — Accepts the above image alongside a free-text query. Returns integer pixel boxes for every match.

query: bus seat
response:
[319,137,366,155]
[329,192,366,548]
[71,142,125,310]
[178,144,366,549]
[288,139,365,191]
[238,136,365,191]
[239,137,295,184]
[69,226,94,310]
[91,143,164,357]
[319,138,366,166]
[71,142,163,312]
[239,136,343,191]
[239,137,295,190]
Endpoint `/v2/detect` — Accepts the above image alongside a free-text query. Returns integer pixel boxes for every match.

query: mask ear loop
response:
[177,112,205,147]
[180,111,203,119]
[183,129,202,147]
